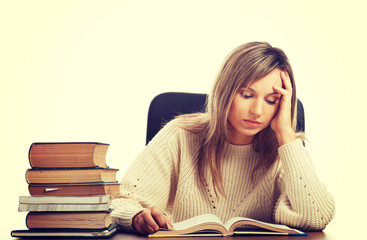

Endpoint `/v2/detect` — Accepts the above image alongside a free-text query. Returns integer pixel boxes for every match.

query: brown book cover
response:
[28,182,121,196]
[26,210,112,229]
[28,142,109,168]
[25,167,118,184]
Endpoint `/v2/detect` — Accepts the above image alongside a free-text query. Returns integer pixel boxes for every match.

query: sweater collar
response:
[223,140,254,157]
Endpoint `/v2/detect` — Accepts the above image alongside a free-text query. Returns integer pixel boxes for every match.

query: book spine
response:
[25,169,30,184]
[25,212,30,229]
[28,143,35,168]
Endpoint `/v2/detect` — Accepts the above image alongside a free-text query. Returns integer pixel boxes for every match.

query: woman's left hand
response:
[270,70,296,146]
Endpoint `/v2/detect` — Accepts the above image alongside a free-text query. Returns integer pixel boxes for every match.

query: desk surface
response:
[109,231,326,240]
[6,231,330,240]
[124,232,325,240]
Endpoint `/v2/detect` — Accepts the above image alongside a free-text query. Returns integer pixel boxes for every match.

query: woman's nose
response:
[249,100,263,118]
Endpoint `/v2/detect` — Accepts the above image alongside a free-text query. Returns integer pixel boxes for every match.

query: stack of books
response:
[11,142,121,238]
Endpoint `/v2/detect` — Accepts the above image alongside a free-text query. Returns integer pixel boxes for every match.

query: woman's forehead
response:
[240,69,282,91]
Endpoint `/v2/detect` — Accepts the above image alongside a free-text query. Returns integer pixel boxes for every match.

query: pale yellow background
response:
[1,0,366,239]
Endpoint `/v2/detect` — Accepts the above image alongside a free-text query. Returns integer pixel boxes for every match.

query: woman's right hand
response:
[132,206,173,235]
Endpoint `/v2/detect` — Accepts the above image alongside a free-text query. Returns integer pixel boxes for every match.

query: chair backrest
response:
[146,92,305,145]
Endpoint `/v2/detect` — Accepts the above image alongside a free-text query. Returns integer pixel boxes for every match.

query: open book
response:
[149,214,307,237]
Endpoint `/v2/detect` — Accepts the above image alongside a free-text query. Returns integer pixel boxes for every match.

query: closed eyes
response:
[265,99,278,105]
[240,91,252,99]
[239,90,280,105]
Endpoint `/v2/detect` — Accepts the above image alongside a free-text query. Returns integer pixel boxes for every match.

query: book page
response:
[19,195,110,204]
[172,214,223,230]
[224,217,296,232]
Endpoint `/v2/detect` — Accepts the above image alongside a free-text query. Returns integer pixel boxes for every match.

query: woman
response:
[111,41,335,235]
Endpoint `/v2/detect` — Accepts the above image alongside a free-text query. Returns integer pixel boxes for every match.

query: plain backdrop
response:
[1,0,366,239]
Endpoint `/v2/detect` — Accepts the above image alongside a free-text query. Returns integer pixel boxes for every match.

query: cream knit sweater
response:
[111,119,335,232]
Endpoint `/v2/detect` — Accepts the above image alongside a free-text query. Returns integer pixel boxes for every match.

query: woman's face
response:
[228,68,283,145]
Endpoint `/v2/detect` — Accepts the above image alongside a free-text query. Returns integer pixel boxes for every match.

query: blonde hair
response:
[176,42,298,197]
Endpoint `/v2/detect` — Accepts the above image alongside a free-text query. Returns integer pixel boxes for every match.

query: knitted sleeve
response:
[273,139,335,231]
[110,120,181,232]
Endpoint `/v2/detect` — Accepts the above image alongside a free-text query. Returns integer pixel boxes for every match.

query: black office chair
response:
[146,92,305,145]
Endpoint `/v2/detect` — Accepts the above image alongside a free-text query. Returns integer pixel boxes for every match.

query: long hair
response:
[176,42,298,197]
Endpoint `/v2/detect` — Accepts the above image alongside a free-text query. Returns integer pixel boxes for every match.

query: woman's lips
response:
[243,119,262,128]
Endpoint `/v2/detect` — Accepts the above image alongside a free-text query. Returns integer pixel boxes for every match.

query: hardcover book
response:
[18,195,111,212]
[11,224,118,238]
[29,142,109,168]
[28,182,121,196]
[26,210,112,229]
[26,167,118,184]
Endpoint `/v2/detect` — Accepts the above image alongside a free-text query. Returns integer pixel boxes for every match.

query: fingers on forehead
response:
[281,71,292,89]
